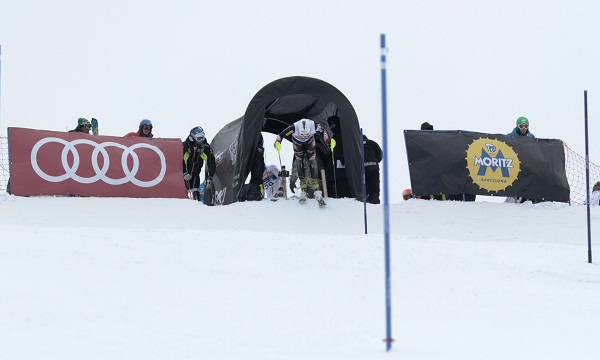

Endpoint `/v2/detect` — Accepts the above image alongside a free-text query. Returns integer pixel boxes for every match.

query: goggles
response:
[82,123,92,130]
[191,127,205,142]
[518,124,529,129]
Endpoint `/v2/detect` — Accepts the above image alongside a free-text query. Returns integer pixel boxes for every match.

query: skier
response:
[507,116,535,138]
[183,126,216,202]
[69,118,92,134]
[274,118,329,205]
[125,119,154,138]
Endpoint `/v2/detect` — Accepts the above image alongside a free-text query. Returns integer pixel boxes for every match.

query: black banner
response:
[404,130,570,202]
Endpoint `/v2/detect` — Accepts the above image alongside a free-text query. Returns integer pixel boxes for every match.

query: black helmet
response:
[139,119,153,137]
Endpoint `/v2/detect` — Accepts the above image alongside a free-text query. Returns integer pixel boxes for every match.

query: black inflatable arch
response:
[210,76,362,205]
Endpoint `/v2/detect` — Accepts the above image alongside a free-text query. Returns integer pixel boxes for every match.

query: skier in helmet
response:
[274,118,329,205]
[183,126,216,202]
[125,119,154,138]
[507,116,535,138]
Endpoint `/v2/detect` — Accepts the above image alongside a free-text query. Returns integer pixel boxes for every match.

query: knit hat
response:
[78,118,90,126]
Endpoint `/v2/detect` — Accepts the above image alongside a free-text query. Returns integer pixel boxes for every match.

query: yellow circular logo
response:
[465,138,520,192]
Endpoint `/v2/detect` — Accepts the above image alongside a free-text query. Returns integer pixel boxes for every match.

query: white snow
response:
[1,193,599,359]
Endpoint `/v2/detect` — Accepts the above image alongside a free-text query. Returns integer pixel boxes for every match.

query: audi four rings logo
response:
[31,138,167,188]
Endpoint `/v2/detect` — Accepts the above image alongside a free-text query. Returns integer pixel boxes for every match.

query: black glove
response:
[289,180,296,194]
[205,178,214,189]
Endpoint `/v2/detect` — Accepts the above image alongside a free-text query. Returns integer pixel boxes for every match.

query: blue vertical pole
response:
[584,90,592,263]
[380,33,393,351]
[0,44,2,130]
[361,127,368,234]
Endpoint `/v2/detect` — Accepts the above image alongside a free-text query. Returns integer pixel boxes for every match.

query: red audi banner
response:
[8,127,187,198]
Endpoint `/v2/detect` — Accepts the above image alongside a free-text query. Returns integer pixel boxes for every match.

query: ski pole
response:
[331,140,338,198]
[276,142,289,199]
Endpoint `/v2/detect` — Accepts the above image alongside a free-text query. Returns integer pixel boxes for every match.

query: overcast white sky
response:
[1,0,599,201]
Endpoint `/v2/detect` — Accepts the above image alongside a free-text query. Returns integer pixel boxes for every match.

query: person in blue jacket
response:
[507,116,535,138]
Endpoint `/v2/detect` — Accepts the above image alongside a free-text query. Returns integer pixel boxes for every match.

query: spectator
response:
[421,122,434,131]
[274,118,328,205]
[362,134,383,204]
[69,118,91,134]
[585,181,600,206]
[507,116,539,203]
[507,116,535,138]
[241,132,266,202]
[417,122,475,201]
[416,122,444,200]
[183,126,216,202]
[402,188,418,200]
[125,119,154,138]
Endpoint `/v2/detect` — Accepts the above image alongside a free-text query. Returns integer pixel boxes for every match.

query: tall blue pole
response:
[361,127,368,234]
[0,45,2,131]
[380,33,393,351]
[584,90,592,263]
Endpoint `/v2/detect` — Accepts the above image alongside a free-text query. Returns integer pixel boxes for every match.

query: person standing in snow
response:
[507,116,541,203]
[125,119,154,138]
[416,122,444,200]
[183,126,216,202]
[274,118,329,204]
[507,116,535,138]
[362,134,383,204]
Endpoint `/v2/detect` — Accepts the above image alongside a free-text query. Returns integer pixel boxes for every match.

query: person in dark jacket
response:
[362,134,383,204]
[420,122,434,131]
[417,122,444,200]
[69,118,92,134]
[419,122,476,201]
[243,133,266,201]
[183,126,216,202]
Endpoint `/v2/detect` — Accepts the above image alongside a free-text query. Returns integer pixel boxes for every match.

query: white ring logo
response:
[31,138,167,187]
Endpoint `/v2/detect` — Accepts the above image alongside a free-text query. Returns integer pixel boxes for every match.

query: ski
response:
[91,118,99,135]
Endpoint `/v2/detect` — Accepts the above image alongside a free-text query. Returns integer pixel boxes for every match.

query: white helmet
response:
[189,126,205,143]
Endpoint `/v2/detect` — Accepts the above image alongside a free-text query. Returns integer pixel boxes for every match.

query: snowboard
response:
[91,118,99,135]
